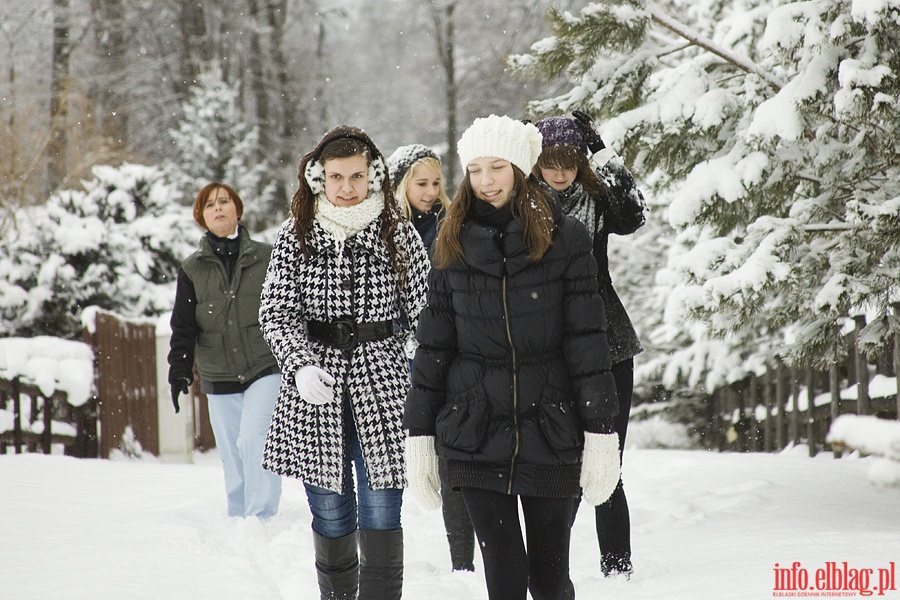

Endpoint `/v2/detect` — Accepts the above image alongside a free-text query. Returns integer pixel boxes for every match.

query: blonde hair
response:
[394,156,450,220]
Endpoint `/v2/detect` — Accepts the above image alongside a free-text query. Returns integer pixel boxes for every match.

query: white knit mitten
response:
[580,432,621,506]
[294,365,336,405]
[405,436,441,510]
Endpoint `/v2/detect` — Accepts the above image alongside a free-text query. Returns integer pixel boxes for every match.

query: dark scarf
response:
[468,198,514,231]
[555,182,599,243]
[206,228,241,280]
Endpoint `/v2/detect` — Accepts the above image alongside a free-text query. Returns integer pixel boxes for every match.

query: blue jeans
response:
[304,414,403,539]
[207,373,282,519]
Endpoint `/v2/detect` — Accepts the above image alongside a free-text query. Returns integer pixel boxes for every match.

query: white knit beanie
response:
[457,114,543,175]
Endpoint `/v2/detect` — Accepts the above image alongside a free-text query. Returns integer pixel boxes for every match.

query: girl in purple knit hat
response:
[533,111,647,579]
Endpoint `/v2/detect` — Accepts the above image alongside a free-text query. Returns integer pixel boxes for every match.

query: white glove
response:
[405,435,441,510]
[294,365,336,405]
[580,432,621,506]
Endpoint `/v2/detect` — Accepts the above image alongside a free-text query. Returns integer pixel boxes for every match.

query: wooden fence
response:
[0,376,98,457]
[707,316,900,456]
[83,310,215,458]
[2,311,215,459]
[85,311,160,458]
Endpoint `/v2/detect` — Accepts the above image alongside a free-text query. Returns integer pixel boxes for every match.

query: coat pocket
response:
[436,386,490,451]
[538,386,582,451]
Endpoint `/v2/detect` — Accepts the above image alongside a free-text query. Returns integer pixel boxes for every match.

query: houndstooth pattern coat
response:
[260,217,429,493]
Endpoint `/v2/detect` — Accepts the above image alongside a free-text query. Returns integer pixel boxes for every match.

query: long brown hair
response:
[289,125,410,285]
[434,166,554,269]
[533,144,606,197]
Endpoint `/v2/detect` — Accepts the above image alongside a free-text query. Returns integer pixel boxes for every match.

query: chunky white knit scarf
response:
[314,191,384,254]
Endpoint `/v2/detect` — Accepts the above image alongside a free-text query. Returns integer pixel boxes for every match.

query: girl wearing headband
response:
[260,125,429,600]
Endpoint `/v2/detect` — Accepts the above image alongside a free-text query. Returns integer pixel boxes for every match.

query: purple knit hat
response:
[534,116,588,155]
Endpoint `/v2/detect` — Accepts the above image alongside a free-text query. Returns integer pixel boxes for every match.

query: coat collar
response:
[198,225,255,257]
[459,217,531,277]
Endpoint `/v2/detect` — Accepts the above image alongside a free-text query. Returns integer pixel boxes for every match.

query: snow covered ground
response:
[2,447,898,600]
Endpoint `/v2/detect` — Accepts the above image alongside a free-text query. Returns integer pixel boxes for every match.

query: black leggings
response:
[572,358,633,571]
[461,487,576,600]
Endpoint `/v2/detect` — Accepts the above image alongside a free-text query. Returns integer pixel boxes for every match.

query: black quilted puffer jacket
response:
[404,208,619,499]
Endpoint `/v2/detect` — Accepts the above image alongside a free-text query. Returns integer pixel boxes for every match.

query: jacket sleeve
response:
[591,149,647,236]
[398,220,430,359]
[167,266,198,384]
[560,219,619,424]
[404,264,457,434]
[258,221,319,378]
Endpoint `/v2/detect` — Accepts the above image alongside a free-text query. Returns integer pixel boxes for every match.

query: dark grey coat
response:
[556,153,646,364]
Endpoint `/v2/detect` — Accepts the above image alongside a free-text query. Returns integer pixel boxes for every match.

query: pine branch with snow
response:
[513,0,900,377]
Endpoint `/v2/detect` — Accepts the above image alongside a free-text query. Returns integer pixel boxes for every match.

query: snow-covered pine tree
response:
[0,164,197,339]
[165,67,280,231]
[511,0,900,383]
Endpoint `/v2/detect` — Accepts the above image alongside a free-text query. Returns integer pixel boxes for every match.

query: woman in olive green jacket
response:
[167,182,281,520]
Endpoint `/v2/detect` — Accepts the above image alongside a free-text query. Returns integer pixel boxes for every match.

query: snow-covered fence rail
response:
[827,415,900,461]
[0,337,97,457]
[826,415,900,486]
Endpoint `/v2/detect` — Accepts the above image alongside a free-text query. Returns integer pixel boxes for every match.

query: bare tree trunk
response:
[314,16,329,127]
[431,1,458,190]
[48,0,71,195]
[90,0,129,151]
[246,0,271,152]
[266,0,294,204]
[177,1,210,101]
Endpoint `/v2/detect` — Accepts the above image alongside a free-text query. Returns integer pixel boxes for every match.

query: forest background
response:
[3,0,900,448]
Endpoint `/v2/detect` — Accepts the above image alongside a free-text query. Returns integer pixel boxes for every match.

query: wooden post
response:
[853,314,870,415]
[775,360,786,450]
[805,367,816,457]
[713,388,725,452]
[829,363,841,458]
[790,366,800,448]
[12,377,22,454]
[763,369,774,452]
[41,395,52,455]
[894,304,900,421]
[748,374,760,452]
[0,387,5,454]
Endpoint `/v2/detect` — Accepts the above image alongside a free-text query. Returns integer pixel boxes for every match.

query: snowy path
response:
[1,448,897,599]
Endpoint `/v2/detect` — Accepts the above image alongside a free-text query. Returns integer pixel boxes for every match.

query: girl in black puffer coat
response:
[534,112,646,579]
[404,115,621,600]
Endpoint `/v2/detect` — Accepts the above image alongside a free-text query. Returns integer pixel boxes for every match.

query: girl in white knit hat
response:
[403,114,622,600]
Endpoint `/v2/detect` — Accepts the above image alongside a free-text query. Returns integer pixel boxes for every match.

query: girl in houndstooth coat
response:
[259,125,429,600]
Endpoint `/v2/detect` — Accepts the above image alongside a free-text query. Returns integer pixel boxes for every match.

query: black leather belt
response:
[306,318,394,350]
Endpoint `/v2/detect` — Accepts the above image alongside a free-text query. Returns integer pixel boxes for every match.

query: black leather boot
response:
[358,529,403,599]
[314,530,359,600]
